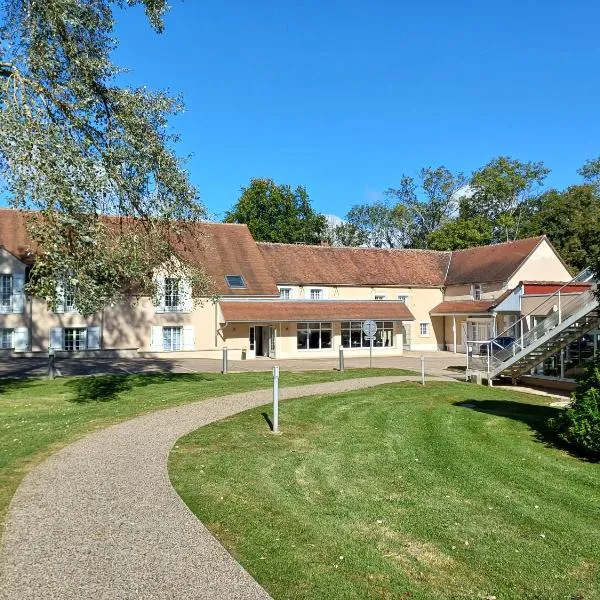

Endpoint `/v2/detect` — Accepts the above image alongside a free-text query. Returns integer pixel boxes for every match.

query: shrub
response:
[550,359,600,459]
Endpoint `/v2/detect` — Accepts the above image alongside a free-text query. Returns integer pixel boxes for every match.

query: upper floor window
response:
[398,295,408,304]
[472,284,482,301]
[225,275,246,289]
[374,294,386,301]
[0,275,12,311]
[64,281,77,313]
[164,277,181,311]
[279,287,292,300]
[310,288,323,300]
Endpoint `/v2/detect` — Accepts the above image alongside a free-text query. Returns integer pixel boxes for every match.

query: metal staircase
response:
[467,271,599,384]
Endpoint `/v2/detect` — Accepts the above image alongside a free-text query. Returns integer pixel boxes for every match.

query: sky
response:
[110,1,599,218]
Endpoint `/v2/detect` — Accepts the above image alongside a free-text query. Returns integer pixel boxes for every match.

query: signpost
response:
[363,320,378,368]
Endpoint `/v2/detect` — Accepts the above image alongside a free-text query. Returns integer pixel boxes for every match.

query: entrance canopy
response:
[219,301,415,323]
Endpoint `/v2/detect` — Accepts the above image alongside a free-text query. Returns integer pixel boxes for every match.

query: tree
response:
[519,184,600,272]
[386,166,467,248]
[427,216,493,251]
[224,178,327,244]
[344,201,412,248]
[322,220,367,247]
[0,0,211,315]
[463,156,550,242]
[578,156,600,188]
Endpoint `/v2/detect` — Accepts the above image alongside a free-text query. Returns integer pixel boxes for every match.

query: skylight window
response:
[225,275,246,289]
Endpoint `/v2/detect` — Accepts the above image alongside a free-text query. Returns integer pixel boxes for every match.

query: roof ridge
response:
[257,241,449,254]
[449,235,545,254]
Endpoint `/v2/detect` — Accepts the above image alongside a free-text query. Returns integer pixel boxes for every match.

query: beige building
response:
[0,209,576,361]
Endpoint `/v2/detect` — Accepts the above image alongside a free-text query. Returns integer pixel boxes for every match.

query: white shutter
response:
[50,327,64,351]
[12,273,25,314]
[13,327,28,352]
[154,277,165,313]
[151,326,163,351]
[180,278,193,313]
[87,326,101,350]
[54,281,65,313]
[182,325,195,351]
[79,328,87,350]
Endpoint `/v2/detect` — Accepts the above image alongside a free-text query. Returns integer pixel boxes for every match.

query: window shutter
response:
[54,281,65,313]
[151,326,163,351]
[87,326,101,350]
[182,325,195,351]
[50,328,64,351]
[13,327,28,352]
[12,273,25,314]
[153,277,165,313]
[180,278,193,313]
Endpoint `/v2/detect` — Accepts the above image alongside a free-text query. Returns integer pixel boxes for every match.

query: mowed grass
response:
[0,367,414,527]
[170,382,600,600]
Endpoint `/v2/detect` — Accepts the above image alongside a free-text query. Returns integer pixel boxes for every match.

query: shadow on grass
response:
[0,376,37,395]
[454,399,575,455]
[65,372,217,403]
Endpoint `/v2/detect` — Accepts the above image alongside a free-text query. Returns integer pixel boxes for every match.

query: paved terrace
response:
[0,351,466,380]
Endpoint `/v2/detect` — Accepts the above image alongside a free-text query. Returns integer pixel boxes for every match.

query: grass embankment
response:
[170,382,600,600]
[0,367,413,526]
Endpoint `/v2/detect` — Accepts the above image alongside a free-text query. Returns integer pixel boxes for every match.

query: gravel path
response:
[0,375,448,599]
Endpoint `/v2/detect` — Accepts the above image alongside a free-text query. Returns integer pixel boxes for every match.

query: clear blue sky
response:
[111,0,599,219]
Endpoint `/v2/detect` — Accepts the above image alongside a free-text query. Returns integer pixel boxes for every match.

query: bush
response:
[550,359,600,459]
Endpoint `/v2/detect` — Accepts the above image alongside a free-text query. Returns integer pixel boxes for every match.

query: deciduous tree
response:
[0,0,211,314]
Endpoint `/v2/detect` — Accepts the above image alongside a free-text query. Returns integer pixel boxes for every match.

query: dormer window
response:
[472,284,482,300]
[279,287,292,299]
[310,288,323,300]
[375,294,386,301]
[225,275,246,289]
[0,275,12,311]
[164,278,180,311]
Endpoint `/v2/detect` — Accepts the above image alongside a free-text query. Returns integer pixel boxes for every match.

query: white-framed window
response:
[297,322,332,350]
[419,322,430,337]
[64,328,87,351]
[64,281,77,313]
[374,294,386,301]
[163,326,183,351]
[279,287,292,300]
[0,328,14,349]
[472,284,482,301]
[164,277,181,312]
[341,321,394,348]
[0,275,12,311]
[309,288,323,300]
[397,295,409,304]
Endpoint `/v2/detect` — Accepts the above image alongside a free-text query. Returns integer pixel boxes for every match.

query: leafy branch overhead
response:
[0,0,212,314]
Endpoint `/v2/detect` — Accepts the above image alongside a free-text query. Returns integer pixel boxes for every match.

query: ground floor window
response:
[0,328,13,349]
[163,326,183,352]
[341,321,394,348]
[297,322,332,350]
[64,328,87,351]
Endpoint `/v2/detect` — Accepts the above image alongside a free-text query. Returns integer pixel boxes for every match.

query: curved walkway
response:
[0,376,448,599]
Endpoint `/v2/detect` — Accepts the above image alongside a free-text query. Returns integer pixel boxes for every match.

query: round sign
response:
[363,320,378,338]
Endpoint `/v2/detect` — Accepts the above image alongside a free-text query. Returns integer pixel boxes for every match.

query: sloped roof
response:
[444,236,546,286]
[0,209,279,297]
[430,299,496,315]
[258,243,451,287]
[220,300,415,322]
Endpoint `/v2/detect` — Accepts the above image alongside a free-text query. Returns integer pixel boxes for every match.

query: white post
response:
[48,349,55,380]
[421,355,425,386]
[272,366,280,433]
[221,346,228,374]
[560,349,565,379]
[339,346,344,372]
[369,335,373,368]
[452,316,456,353]
[558,290,562,324]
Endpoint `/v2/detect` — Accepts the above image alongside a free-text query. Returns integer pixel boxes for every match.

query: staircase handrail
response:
[491,267,597,342]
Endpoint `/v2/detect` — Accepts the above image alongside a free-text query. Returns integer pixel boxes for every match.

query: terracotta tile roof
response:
[258,243,450,287]
[220,300,415,322]
[445,236,546,285]
[430,299,496,315]
[0,209,279,297]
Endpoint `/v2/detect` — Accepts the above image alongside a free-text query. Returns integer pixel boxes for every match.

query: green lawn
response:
[170,382,600,600]
[0,367,413,527]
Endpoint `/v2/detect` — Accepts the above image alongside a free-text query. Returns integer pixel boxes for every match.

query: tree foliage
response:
[0,0,211,314]
[550,359,600,459]
[463,156,550,242]
[386,166,467,248]
[224,178,327,244]
[344,201,411,248]
[427,216,493,251]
